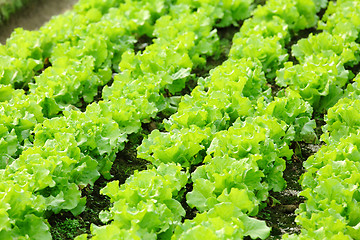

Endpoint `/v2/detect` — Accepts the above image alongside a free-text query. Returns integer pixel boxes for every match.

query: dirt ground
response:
[0,0,78,44]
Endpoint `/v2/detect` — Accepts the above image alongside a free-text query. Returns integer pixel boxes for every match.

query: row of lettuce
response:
[286,83,360,240]
[1,0,359,239]
[281,0,360,239]
[75,0,331,239]
[85,0,360,239]
[0,0,257,239]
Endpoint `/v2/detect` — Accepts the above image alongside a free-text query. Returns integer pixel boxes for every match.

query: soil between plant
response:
[257,142,322,239]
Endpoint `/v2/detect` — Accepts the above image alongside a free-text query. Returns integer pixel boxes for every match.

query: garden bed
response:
[1,0,359,239]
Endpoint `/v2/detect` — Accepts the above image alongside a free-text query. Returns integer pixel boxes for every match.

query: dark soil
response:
[48,141,151,239]
[110,141,151,185]
[257,142,322,239]
[48,176,110,239]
